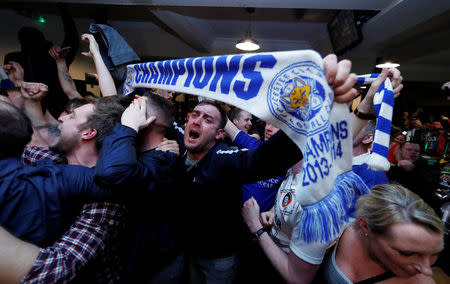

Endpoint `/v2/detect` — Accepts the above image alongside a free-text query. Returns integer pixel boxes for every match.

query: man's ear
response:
[81,128,98,141]
[215,129,224,140]
[362,133,373,145]
[232,118,238,125]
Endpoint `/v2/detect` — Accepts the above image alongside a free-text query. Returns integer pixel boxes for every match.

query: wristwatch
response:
[251,228,266,241]
[353,107,376,120]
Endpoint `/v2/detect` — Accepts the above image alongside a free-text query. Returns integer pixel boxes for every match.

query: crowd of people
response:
[0,21,447,284]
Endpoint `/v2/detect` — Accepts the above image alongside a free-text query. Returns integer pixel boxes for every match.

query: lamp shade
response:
[236,30,260,51]
[375,61,400,68]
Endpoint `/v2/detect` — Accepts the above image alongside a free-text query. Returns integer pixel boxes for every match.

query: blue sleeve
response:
[216,130,302,184]
[234,131,262,150]
[94,124,176,191]
[60,165,116,201]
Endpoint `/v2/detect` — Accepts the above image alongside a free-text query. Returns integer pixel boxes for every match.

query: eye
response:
[398,250,414,256]
[205,118,212,123]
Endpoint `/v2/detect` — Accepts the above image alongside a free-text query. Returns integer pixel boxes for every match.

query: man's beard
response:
[49,135,79,156]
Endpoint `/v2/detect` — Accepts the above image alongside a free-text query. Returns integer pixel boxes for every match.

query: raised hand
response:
[121,96,156,132]
[20,82,49,101]
[242,197,262,232]
[260,210,274,228]
[4,61,24,86]
[81,33,100,58]
[324,54,358,103]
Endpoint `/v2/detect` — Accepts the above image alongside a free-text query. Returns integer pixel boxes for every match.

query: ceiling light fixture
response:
[236,8,260,51]
[375,61,400,68]
[236,30,260,51]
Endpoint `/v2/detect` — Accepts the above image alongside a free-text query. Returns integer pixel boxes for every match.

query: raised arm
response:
[224,118,241,141]
[81,34,117,97]
[350,68,403,138]
[3,61,24,87]
[49,45,82,100]
[95,97,176,189]
[20,82,49,127]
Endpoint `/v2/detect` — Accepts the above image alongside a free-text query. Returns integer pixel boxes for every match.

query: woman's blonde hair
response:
[355,184,443,235]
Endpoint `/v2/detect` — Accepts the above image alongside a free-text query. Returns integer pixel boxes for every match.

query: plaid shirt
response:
[22,202,126,284]
[22,146,66,165]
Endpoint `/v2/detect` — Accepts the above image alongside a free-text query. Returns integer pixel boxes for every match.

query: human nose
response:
[191,115,201,125]
[58,113,69,123]
[415,257,433,276]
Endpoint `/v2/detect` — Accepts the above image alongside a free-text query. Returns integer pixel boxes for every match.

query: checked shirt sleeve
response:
[22,146,66,166]
[21,203,125,284]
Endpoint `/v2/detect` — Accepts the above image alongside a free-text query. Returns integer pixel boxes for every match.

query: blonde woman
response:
[323,184,444,283]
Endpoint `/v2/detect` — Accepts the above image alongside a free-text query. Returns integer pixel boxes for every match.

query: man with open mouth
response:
[179,99,302,283]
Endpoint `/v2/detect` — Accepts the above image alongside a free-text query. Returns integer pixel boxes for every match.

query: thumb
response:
[40,84,49,92]
[81,52,90,57]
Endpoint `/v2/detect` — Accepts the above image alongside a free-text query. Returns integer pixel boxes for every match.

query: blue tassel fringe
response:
[299,171,369,243]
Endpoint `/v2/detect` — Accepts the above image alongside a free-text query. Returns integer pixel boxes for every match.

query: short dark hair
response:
[78,96,126,151]
[63,98,91,114]
[229,107,244,122]
[143,93,175,128]
[0,101,33,158]
[197,100,227,129]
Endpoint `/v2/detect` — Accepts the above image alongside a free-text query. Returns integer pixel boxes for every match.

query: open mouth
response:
[189,130,200,139]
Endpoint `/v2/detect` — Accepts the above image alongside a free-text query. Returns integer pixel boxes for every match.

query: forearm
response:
[234,130,262,149]
[94,125,144,186]
[224,118,240,141]
[0,227,39,284]
[22,203,124,283]
[44,110,58,124]
[257,232,291,279]
[253,131,302,179]
[351,95,374,138]
[56,59,81,100]
[92,53,116,97]
[23,100,47,127]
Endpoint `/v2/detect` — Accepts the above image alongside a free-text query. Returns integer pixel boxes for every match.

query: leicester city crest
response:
[126,67,136,87]
[267,61,332,136]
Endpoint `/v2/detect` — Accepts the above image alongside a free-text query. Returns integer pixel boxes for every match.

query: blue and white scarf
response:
[123,50,393,242]
[355,74,394,171]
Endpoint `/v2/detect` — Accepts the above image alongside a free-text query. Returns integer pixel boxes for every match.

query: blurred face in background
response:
[155,89,174,102]
[233,110,252,133]
[400,142,420,162]
[394,134,405,144]
[264,123,279,141]
[432,121,443,130]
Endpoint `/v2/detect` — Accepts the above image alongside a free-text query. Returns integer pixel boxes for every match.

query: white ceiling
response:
[2,0,450,82]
